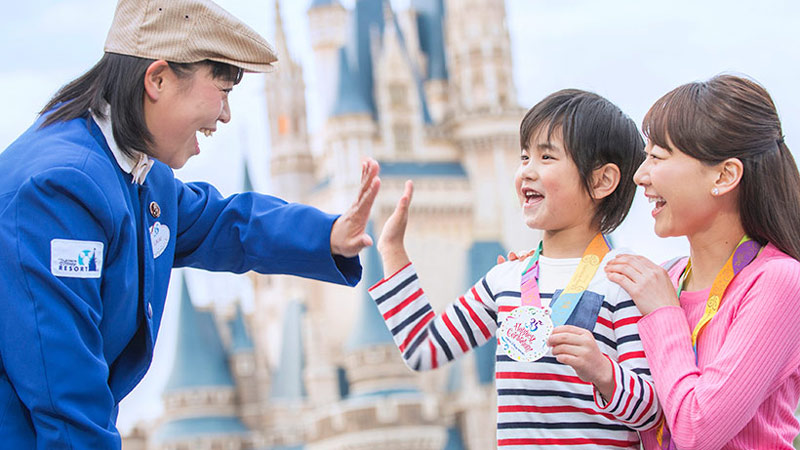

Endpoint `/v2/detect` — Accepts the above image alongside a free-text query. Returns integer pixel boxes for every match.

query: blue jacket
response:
[0,114,361,449]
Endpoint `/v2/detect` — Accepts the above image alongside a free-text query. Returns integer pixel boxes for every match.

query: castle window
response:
[393,122,412,154]
[389,83,408,108]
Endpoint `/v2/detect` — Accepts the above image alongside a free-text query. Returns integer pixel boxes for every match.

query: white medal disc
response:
[498,306,553,362]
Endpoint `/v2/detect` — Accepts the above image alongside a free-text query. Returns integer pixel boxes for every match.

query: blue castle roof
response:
[443,425,467,450]
[270,300,307,401]
[164,275,235,392]
[412,0,448,81]
[331,47,373,117]
[242,160,254,192]
[330,0,433,124]
[309,0,341,9]
[378,161,467,177]
[153,416,249,444]
[345,222,395,351]
[229,303,254,353]
[331,0,384,118]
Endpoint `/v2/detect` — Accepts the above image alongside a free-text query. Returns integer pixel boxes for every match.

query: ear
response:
[590,163,621,201]
[712,157,744,195]
[143,60,171,101]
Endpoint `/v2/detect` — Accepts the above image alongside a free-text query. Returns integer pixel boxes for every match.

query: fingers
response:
[497,255,506,264]
[547,325,589,346]
[508,251,519,261]
[354,176,381,221]
[398,180,414,210]
[357,158,381,203]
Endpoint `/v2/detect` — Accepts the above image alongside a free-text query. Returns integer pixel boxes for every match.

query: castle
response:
[123,0,536,448]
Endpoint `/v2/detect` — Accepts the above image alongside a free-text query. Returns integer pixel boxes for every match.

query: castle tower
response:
[320,0,385,207]
[265,299,312,448]
[442,0,531,250]
[152,275,251,449]
[227,303,262,430]
[443,0,516,115]
[342,224,419,396]
[373,4,429,160]
[306,230,448,449]
[307,0,348,122]
[411,0,449,123]
[266,0,315,203]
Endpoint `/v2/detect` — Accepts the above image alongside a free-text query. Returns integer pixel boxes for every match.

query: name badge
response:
[150,222,170,259]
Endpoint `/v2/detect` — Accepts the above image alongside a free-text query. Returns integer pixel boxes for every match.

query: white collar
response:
[91,103,153,185]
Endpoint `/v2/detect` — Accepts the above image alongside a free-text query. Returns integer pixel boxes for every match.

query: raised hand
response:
[604,254,679,315]
[329,158,381,258]
[377,180,414,276]
[548,325,614,399]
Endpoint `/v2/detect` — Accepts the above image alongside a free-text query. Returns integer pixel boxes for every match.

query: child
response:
[605,75,800,449]
[369,89,661,448]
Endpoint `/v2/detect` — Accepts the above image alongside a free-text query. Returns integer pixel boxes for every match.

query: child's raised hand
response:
[377,180,414,275]
[604,254,679,315]
[548,325,614,399]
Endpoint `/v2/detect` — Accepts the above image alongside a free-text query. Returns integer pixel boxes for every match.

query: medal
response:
[498,306,553,362]
[498,233,611,362]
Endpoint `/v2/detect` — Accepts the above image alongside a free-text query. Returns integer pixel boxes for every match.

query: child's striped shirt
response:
[368,249,662,449]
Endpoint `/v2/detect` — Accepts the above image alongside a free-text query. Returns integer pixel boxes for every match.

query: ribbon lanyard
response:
[656,235,761,449]
[520,233,611,326]
[678,235,761,356]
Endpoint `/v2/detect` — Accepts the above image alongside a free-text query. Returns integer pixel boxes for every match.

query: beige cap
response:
[104,0,277,73]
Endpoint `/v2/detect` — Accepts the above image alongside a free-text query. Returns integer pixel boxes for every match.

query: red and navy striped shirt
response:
[368,249,662,449]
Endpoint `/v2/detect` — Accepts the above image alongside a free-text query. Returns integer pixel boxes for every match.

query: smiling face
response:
[634,142,721,238]
[143,63,234,169]
[514,128,597,234]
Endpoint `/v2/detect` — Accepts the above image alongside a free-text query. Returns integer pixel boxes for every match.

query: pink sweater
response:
[639,243,800,450]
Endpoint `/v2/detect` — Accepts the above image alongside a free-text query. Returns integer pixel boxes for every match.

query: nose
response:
[218,98,231,124]
[633,159,649,186]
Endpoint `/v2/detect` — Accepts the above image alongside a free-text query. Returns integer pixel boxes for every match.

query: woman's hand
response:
[330,159,381,258]
[604,254,679,315]
[377,180,414,276]
[548,325,614,399]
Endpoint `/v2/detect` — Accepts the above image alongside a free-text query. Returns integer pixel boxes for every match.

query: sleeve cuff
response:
[593,354,622,411]
[369,262,414,294]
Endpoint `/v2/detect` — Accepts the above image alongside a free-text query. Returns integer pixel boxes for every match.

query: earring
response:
[711,187,719,196]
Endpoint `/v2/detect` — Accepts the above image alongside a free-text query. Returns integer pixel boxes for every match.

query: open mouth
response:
[521,187,544,207]
[648,195,666,217]
[199,127,215,138]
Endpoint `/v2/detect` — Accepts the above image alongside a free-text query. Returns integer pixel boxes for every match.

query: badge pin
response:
[149,201,161,218]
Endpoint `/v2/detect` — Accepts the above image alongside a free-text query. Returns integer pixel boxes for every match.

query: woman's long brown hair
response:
[642,74,800,260]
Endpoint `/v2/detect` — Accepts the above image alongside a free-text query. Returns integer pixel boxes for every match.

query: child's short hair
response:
[519,89,645,233]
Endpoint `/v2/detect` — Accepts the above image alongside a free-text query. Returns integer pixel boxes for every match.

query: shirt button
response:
[147,302,153,318]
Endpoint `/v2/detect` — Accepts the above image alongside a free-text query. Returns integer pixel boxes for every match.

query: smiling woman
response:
[0,0,382,448]
[605,75,800,449]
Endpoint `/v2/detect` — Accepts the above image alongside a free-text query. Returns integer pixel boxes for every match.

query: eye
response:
[520,150,530,162]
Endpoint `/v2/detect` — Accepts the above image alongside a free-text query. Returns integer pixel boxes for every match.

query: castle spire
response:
[265,0,315,202]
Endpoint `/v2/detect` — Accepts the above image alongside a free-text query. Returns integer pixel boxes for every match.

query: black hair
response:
[519,89,645,234]
[40,53,243,159]
[643,74,800,260]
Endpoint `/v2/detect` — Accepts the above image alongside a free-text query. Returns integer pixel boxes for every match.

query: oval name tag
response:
[498,306,553,362]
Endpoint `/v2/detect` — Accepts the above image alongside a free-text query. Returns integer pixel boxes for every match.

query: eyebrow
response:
[537,143,561,152]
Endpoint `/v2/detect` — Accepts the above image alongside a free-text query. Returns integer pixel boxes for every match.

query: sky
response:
[2,0,799,435]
